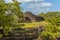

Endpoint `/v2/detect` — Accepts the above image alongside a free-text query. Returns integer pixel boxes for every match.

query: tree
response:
[0,0,23,37]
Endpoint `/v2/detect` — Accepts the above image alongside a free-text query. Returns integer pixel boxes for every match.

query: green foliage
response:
[0,0,23,37]
[39,12,60,26]
[38,12,60,40]
[0,0,60,40]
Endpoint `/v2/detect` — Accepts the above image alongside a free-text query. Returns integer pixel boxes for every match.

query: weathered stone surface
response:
[23,12,44,22]
[2,25,44,40]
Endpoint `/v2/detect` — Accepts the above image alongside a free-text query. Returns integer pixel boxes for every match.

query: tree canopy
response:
[0,0,23,37]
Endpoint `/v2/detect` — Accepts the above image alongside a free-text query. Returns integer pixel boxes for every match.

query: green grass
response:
[20,21,49,28]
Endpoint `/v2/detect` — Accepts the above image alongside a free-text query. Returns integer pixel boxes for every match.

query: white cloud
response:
[5,0,45,3]
[28,2,52,8]
[40,2,52,7]
[25,2,52,14]
[17,0,45,2]
[5,0,13,3]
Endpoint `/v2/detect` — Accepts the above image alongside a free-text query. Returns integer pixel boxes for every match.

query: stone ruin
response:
[1,25,44,40]
[23,12,44,22]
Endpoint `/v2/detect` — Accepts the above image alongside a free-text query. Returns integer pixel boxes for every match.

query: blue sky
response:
[5,0,60,14]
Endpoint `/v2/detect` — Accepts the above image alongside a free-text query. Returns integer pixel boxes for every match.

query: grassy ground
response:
[20,21,49,28]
